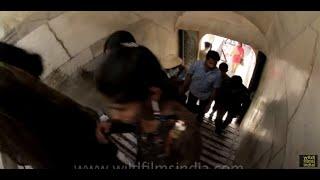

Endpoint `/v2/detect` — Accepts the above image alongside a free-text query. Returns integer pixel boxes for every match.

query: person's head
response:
[0,42,43,77]
[237,42,243,47]
[219,62,228,75]
[96,45,176,123]
[231,75,243,88]
[204,42,212,50]
[103,31,136,53]
[205,50,220,70]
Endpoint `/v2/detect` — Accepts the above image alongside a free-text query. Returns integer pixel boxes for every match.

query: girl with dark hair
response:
[95,44,200,166]
[103,30,136,53]
[0,42,43,78]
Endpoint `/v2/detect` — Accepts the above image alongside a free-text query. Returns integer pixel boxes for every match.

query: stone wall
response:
[14,12,180,81]
[235,12,320,169]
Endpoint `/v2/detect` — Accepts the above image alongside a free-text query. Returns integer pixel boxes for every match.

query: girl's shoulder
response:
[164,101,201,164]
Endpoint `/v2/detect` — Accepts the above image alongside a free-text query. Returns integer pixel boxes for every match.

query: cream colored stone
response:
[125,19,179,64]
[90,38,106,58]
[271,94,288,157]
[311,16,320,32]
[48,11,141,57]
[176,11,267,51]
[60,48,93,76]
[235,97,274,168]
[236,13,320,169]
[23,12,49,21]
[250,106,275,165]
[16,19,47,39]
[267,148,285,169]
[133,11,180,32]
[283,35,320,168]
[265,14,281,52]
[283,114,305,168]
[252,149,272,168]
[82,53,106,72]
[277,11,320,49]
[15,12,61,39]
[0,11,34,38]
[280,28,316,118]
[47,11,64,20]
[236,11,275,35]
[16,24,70,78]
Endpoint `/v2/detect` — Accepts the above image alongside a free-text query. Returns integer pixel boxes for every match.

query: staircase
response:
[110,118,241,169]
[200,118,240,168]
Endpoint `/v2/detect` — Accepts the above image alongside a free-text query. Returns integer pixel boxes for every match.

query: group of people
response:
[163,41,250,134]
[0,30,200,168]
[0,30,250,169]
[199,40,245,74]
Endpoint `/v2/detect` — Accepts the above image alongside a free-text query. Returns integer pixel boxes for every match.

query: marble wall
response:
[13,11,180,81]
[176,11,267,52]
[235,12,320,169]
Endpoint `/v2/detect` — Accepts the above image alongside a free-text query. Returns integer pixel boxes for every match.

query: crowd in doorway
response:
[0,30,251,169]
[165,41,251,133]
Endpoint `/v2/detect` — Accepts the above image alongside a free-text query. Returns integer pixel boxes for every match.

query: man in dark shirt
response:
[208,62,230,121]
[214,75,250,134]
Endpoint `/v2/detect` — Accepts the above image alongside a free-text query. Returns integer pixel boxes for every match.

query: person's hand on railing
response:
[96,121,111,144]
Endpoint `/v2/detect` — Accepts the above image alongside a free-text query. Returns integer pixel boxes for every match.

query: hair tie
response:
[121,42,139,48]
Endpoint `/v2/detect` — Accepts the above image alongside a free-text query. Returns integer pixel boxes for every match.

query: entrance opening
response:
[199,34,256,88]
[198,34,257,123]
[178,31,267,125]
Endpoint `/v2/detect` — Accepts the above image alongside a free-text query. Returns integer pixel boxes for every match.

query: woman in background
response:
[231,42,244,74]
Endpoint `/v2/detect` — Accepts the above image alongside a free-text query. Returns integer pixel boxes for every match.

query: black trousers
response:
[186,92,210,122]
[214,104,237,134]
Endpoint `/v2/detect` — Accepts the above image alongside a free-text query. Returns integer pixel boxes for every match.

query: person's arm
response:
[231,47,237,56]
[204,74,222,112]
[169,121,201,165]
[96,119,137,144]
[181,74,192,94]
[180,63,196,95]
[210,88,219,102]
[204,88,218,113]
[165,102,200,165]
[96,121,111,144]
